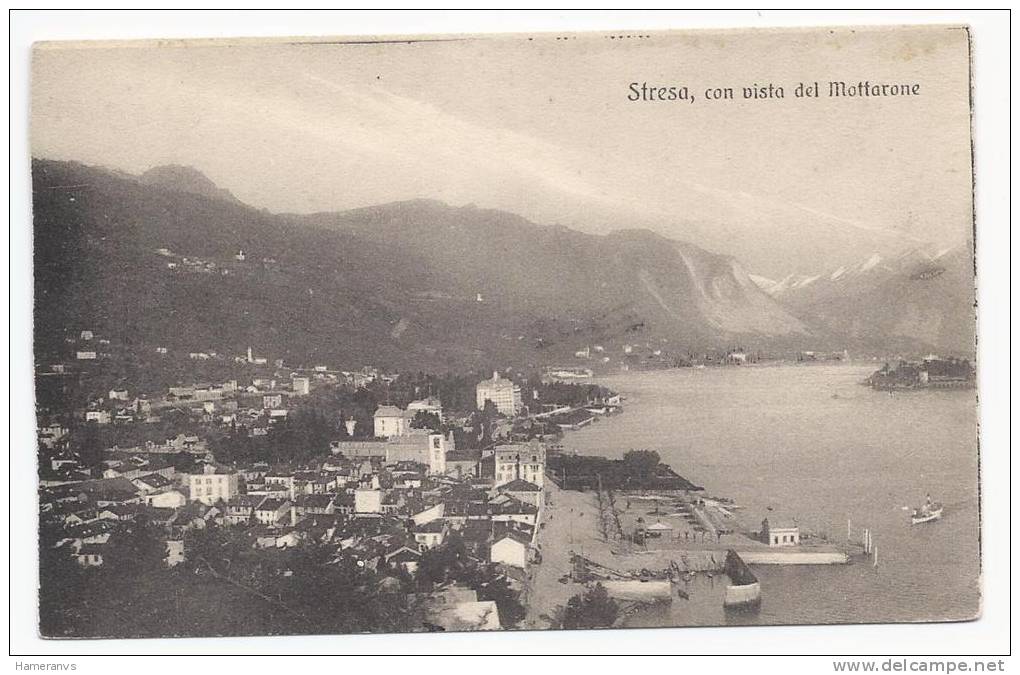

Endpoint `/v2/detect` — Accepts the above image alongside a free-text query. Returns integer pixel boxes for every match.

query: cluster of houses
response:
[38,364,375,462]
[68,329,109,362]
[36,358,623,630]
[39,415,549,631]
[71,373,316,431]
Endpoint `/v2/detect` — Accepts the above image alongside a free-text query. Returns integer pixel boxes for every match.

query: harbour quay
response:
[523,478,858,629]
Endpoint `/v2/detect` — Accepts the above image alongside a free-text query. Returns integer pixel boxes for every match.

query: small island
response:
[866,355,975,391]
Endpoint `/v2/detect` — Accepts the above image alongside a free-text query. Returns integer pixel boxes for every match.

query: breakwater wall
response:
[737,549,849,565]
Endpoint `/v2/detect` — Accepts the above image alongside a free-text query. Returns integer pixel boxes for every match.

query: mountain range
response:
[752,247,975,355]
[31,159,975,371]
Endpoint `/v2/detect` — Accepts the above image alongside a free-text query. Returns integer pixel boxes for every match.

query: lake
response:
[561,363,980,626]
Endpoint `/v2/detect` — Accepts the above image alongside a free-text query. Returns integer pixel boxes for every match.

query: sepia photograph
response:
[13,10,1009,660]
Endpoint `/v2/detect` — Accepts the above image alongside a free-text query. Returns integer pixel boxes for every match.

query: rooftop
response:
[498,478,541,493]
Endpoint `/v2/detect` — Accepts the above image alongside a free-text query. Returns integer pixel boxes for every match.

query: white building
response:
[374,405,410,438]
[493,443,546,488]
[291,376,310,396]
[413,520,448,550]
[188,465,239,506]
[490,532,530,569]
[727,349,748,364]
[84,410,111,425]
[761,518,800,547]
[475,371,522,417]
[144,489,187,509]
[354,488,383,514]
[253,498,291,526]
[165,540,185,567]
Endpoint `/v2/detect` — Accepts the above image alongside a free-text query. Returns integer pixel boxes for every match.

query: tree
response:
[622,449,661,480]
[410,410,441,432]
[103,516,168,573]
[417,533,470,590]
[38,531,87,637]
[561,583,619,629]
[474,572,525,628]
[476,399,501,446]
[263,408,333,463]
[78,422,104,470]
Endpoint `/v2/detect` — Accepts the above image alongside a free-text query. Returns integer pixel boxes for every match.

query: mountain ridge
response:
[139,164,244,205]
[31,159,973,368]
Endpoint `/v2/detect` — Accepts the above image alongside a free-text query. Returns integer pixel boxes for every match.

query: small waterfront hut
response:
[761,517,799,547]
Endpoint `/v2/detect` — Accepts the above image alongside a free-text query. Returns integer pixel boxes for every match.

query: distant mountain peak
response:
[138,164,242,205]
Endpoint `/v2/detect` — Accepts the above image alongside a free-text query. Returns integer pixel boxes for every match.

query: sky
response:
[31,26,974,277]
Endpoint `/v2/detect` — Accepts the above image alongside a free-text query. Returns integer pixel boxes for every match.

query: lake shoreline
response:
[542,364,979,625]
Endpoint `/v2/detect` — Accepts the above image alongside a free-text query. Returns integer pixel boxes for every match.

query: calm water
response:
[563,364,980,626]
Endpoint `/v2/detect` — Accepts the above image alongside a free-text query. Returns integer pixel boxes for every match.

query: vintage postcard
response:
[32,25,978,639]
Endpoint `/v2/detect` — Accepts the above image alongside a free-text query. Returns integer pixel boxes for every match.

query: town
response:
[39,321,973,636]
[36,330,630,636]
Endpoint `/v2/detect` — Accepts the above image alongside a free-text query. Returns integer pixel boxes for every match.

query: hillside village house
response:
[413,519,448,549]
[384,545,422,575]
[294,494,337,516]
[254,498,291,526]
[355,488,383,514]
[102,463,143,480]
[445,450,481,479]
[291,376,311,396]
[165,539,185,567]
[497,478,543,508]
[85,410,111,424]
[75,544,105,567]
[490,530,531,569]
[223,495,263,525]
[475,371,523,417]
[144,488,187,509]
[373,405,411,438]
[38,424,69,449]
[131,473,174,494]
[188,464,239,506]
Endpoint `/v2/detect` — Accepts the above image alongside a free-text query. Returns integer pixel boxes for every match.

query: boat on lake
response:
[911,495,943,525]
